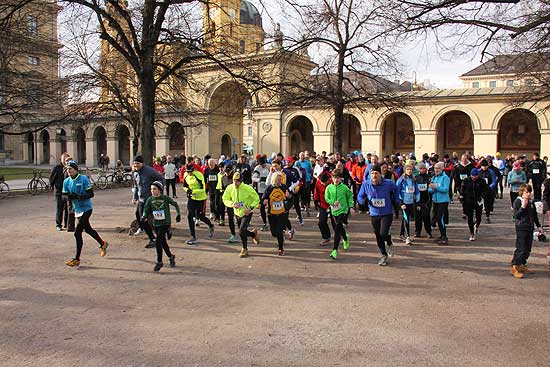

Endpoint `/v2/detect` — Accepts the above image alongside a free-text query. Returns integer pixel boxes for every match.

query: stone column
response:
[280,132,289,155]
[106,136,118,166]
[473,130,498,156]
[22,135,29,162]
[51,136,63,165]
[36,134,44,165]
[155,135,170,158]
[312,131,331,154]
[65,137,77,162]
[540,129,550,158]
[361,130,382,155]
[86,138,96,167]
[414,130,437,158]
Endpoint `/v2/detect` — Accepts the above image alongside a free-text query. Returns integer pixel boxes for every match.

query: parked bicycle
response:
[27,170,50,195]
[102,167,133,188]
[85,168,109,190]
[0,175,10,199]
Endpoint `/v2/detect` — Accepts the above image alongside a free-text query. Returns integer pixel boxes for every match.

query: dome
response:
[240,0,262,27]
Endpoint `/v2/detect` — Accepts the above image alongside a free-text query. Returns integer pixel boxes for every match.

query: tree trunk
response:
[333,104,345,154]
[139,76,155,166]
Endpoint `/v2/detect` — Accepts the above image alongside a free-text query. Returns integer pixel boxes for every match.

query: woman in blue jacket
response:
[429,162,451,245]
[396,165,419,245]
[358,165,400,266]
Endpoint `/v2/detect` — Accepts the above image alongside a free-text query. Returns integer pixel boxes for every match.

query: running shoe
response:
[329,249,338,260]
[208,225,215,239]
[101,240,109,257]
[438,237,449,246]
[378,255,388,266]
[65,258,80,267]
[399,235,407,242]
[288,228,295,240]
[385,241,394,258]
[145,239,156,248]
[316,212,320,218]
[209,213,214,220]
[186,237,197,245]
[133,228,143,236]
[298,218,304,226]
[405,237,412,246]
[239,248,248,258]
[278,249,285,256]
[252,228,260,245]
[427,233,433,239]
[228,235,238,243]
[56,226,62,231]
[319,238,330,246]
[261,223,269,232]
[169,254,176,267]
[414,232,421,238]
[469,235,475,241]
[343,237,350,251]
[219,220,225,226]
[154,262,163,272]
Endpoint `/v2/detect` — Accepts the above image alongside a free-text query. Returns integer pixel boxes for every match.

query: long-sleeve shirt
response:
[142,194,180,227]
[358,179,399,217]
[324,182,353,217]
[507,170,527,192]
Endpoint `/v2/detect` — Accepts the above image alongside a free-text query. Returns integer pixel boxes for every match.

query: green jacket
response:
[222,182,260,217]
[142,195,180,227]
[182,171,207,201]
[324,182,353,216]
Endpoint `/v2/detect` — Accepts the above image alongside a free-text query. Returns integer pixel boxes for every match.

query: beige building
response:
[3,1,550,166]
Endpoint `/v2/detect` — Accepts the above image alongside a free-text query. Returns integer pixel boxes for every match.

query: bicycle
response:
[85,168,109,190]
[103,168,133,188]
[0,175,10,199]
[27,170,50,195]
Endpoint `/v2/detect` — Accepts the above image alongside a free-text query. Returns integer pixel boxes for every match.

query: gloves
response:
[186,189,193,199]
[176,214,181,223]
[68,193,78,200]
[354,177,359,182]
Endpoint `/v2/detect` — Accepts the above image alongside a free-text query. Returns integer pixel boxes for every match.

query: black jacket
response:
[527,159,546,182]
[460,177,489,207]
[513,197,540,231]
[49,164,65,194]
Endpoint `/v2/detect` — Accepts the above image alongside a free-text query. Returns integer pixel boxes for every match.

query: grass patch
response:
[0,167,50,180]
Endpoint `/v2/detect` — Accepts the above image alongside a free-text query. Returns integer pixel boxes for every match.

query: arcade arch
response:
[26,132,34,163]
[221,134,232,157]
[40,130,50,164]
[168,122,185,156]
[288,116,314,155]
[93,126,107,163]
[497,108,540,155]
[381,112,414,156]
[331,114,361,154]
[116,125,131,164]
[75,127,86,164]
[435,111,474,155]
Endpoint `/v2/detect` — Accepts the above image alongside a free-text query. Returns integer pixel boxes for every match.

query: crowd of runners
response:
[50,149,549,278]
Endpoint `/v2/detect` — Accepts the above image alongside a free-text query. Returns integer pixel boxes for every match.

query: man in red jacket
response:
[314,171,335,246]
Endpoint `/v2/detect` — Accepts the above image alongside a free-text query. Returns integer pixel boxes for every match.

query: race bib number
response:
[234,201,245,209]
[484,178,489,184]
[208,175,217,181]
[533,169,540,174]
[405,186,415,194]
[418,183,427,191]
[153,210,165,220]
[75,211,84,218]
[271,201,284,211]
[371,198,385,208]
[331,201,342,211]
[460,174,467,180]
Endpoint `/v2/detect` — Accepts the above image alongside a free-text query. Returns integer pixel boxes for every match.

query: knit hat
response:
[133,155,144,163]
[185,164,194,172]
[370,164,382,174]
[66,160,79,171]
[470,168,480,176]
[480,159,489,166]
[513,162,521,170]
[151,180,164,191]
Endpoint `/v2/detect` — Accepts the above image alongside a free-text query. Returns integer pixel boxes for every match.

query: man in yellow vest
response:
[182,162,215,245]
[222,172,260,258]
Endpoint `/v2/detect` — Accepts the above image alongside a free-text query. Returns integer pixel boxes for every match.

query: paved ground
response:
[1,188,549,366]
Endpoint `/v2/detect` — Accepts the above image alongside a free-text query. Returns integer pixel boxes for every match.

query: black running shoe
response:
[145,239,156,248]
[154,262,163,272]
[169,254,176,267]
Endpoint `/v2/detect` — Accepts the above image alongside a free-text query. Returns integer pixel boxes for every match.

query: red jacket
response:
[314,176,332,210]
[153,163,164,175]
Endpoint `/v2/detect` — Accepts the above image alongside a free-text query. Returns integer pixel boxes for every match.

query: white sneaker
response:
[469,235,475,241]
[133,228,143,236]
[405,237,412,245]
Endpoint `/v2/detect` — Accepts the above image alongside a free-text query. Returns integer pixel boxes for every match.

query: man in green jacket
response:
[222,172,260,258]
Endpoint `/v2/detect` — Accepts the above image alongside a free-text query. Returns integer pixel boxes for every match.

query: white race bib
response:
[331,201,342,211]
[460,174,467,180]
[208,175,217,181]
[271,201,284,211]
[75,211,84,218]
[372,198,386,208]
[533,169,540,174]
[153,210,165,220]
[405,186,415,193]
[483,178,489,184]
[418,183,427,191]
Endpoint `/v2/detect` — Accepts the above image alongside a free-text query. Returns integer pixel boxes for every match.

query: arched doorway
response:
[168,122,185,156]
[27,132,34,163]
[221,134,232,157]
[332,114,361,154]
[40,130,50,164]
[436,111,473,156]
[382,112,414,156]
[75,128,86,164]
[94,126,107,165]
[117,125,131,165]
[57,128,67,154]
[498,109,540,155]
[208,81,250,156]
[288,116,314,155]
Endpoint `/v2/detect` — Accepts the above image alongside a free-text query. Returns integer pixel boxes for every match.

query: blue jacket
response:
[358,179,399,216]
[133,165,164,202]
[295,159,312,181]
[396,176,420,204]
[428,173,450,203]
[479,168,497,190]
[507,170,527,192]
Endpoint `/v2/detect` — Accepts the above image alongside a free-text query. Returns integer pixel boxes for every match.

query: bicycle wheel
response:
[30,180,39,195]
[27,179,35,194]
[122,173,133,187]
[0,182,10,199]
[97,175,108,190]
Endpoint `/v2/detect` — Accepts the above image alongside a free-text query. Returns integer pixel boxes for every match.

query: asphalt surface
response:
[1,188,549,366]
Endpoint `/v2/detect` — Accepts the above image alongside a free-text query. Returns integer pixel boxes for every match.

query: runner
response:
[511,184,541,278]
[492,152,505,199]
[396,164,419,245]
[314,171,334,246]
[252,155,270,231]
[358,165,399,266]
[49,152,69,231]
[142,181,180,272]
[295,152,313,217]
[62,160,108,267]
[414,163,432,238]
[454,154,474,219]
[283,156,304,225]
[262,171,290,256]
[132,155,164,248]
[182,162,215,244]
[459,169,489,241]
[507,161,527,207]
[164,155,177,198]
[429,162,451,245]
[204,158,220,221]
[527,152,546,202]
[222,172,260,258]
[351,154,367,211]
[216,164,238,242]
[324,169,354,260]
[478,160,497,223]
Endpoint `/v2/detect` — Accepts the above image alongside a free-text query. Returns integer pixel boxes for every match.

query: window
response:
[506,80,514,87]
[28,56,40,65]
[248,125,253,136]
[472,82,480,88]
[489,80,497,88]
[0,133,4,151]
[239,40,245,54]
[28,15,38,36]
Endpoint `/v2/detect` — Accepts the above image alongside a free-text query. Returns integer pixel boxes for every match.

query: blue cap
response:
[471,168,480,176]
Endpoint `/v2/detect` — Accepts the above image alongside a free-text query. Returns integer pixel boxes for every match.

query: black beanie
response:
[133,155,144,163]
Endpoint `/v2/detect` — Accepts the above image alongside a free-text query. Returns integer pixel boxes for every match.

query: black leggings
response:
[259,197,267,225]
[187,199,213,238]
[291,194,302,220]
[154,225,173,263]
[318,207,335,240]
[433,202,448,239]
[208,191,218,220]
[136,201,155,240]
[300,183,311,208]
[268,212,288,250]
[371,215,393,256]
[415,203,431,235]
[400,204,415,237]
[464,203,483,234]
[166,179,176,197]
[237,214,255,248]
[510,191,519,206]
[332,213,348,250]
[74,209,104,260]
